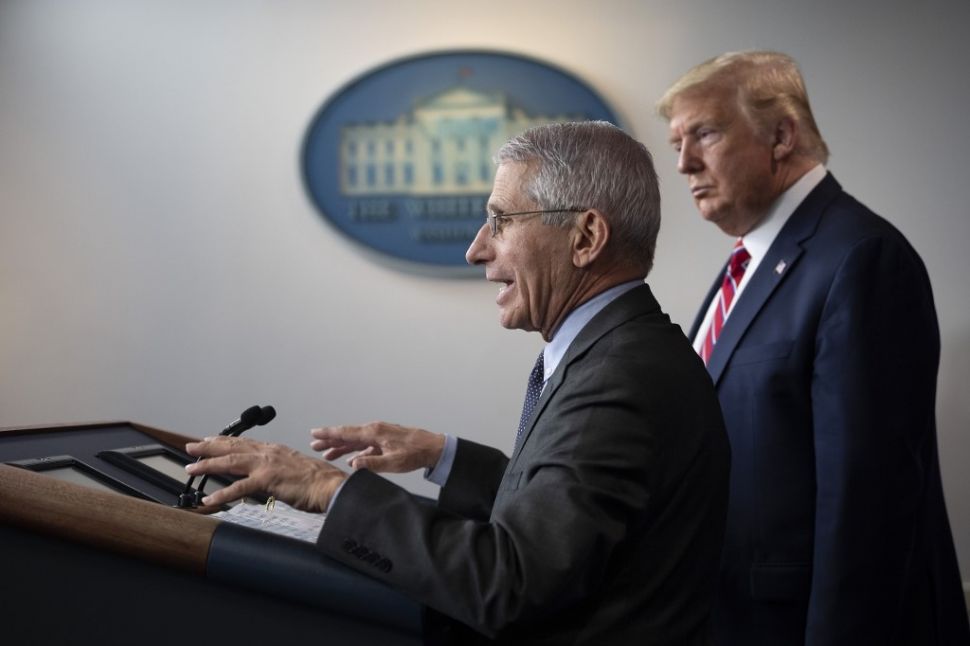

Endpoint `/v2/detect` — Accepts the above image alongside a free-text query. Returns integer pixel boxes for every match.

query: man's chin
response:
[699,208,743,236]
[697,203,723,224]
[497,310,518,331]
[497,311,534,334]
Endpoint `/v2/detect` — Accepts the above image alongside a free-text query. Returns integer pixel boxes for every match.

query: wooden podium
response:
[0,422,422,645]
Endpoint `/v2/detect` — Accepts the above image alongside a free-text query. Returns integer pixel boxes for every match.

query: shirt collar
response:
[742,164,826,261]
[543,280,642,381]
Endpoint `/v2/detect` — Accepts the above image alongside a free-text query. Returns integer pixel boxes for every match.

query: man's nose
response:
[465,223,492,266]
[677,142,702,175]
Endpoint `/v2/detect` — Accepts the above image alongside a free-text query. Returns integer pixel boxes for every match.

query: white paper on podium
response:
[212,500,326,543]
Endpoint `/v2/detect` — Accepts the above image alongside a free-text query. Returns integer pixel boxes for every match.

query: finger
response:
[313,423,390,446]
[311,439,360,453]
[310,426,364,443]
[349,450,391,472]
[199,476,261,507]
[309,437,355,451]
[346,445,378,464]
[310,427,374,454]
[348,454,375,471]
[318,445,357,460]
[185,453,257,478]
[185,438,215,457]
[186,435,261,459]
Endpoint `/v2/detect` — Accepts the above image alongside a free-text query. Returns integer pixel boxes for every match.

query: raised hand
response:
[310,421,445,474]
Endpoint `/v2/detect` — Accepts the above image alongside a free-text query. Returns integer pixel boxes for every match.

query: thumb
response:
[349,454,382,471]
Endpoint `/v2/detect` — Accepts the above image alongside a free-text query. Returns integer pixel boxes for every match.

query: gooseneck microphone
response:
[176,405,276,508]
[236,405,276,435]
[192,405,277,505]
[220,405,264,437]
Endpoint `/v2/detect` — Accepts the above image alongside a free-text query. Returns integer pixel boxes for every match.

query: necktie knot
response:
[728,240,751,276]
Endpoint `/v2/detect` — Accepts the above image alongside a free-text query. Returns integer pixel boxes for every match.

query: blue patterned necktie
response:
[514,352,545,451]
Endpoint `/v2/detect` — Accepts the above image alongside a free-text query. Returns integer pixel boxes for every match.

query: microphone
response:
[220,405,263,437]
[176,405,275,508]
[231,405,276,436]
[188,405,278,507]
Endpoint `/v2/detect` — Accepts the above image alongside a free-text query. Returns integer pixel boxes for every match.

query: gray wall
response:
[1,0,967,587]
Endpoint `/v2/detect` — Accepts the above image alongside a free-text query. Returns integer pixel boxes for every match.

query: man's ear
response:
[772,117,798,161]
[571,209,610,268]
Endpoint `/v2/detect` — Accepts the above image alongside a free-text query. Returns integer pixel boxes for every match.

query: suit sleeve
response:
[437,439,509,521]
[315,350,669,638]
[807,233,940,644]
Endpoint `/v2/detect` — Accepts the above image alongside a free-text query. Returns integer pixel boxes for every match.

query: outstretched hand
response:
[310,421,445,474]
[185,436,346,513]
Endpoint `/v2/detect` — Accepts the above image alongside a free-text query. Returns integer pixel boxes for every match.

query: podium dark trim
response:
[0,422,423,644]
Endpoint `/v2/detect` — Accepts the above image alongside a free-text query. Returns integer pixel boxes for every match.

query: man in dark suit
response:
[658,50,969,645]
[186,121,730,644]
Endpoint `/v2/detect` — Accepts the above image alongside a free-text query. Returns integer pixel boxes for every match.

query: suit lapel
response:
[509,284,660,464]
[707,174,842,385]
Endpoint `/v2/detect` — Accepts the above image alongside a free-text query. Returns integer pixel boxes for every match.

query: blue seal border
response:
[300,49,624,277]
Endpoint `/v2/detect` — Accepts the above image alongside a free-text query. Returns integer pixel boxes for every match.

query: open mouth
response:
[491,278,514,303]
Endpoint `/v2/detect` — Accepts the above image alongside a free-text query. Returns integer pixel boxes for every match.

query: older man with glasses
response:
[187,121,730,645]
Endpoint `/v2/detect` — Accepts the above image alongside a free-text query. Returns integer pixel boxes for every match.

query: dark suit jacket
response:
[690,173,969,645]
[318,284,730,644]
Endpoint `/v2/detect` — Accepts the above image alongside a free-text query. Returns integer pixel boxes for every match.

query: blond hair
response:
[657,50,829,163]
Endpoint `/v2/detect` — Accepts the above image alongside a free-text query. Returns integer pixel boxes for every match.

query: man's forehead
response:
[668,85,739,130]
[489,161,536,207]
[495,159,537,180]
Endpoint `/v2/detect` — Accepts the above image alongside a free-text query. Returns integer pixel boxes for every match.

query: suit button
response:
[342,539,357,552]
[376,558,393,573]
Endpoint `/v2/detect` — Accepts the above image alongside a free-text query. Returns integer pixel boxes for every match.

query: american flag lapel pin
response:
[774,259,787,275]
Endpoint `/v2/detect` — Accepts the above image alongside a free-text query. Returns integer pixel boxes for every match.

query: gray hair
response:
[657,50,829,164]
[495,121,661,276]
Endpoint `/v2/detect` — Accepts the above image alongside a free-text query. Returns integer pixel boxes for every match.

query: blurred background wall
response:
[1,0,967,587]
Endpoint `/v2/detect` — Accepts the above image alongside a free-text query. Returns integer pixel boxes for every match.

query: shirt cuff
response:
[425,434,457,487]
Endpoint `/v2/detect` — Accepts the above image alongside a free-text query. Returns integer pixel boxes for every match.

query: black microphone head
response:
[257,405,277,426]
[220,405,263,435]
[239,405,263,426]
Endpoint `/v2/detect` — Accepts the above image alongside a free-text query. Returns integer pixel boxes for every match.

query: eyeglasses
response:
[485,208,586,237]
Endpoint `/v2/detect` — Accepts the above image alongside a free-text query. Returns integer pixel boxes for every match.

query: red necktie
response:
[700,240,751,365]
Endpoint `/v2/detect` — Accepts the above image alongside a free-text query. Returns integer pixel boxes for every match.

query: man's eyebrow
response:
[486,202,506,215]
[668,120,709,145]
